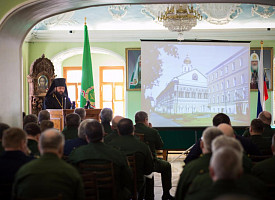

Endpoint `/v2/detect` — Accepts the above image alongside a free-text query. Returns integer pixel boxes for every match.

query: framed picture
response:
[126,48,141,91]
[250,47,273,91]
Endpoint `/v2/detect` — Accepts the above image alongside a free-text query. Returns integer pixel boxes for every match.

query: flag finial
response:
[84,17,87,25]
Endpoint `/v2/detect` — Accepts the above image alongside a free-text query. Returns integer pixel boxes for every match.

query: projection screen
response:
[141,41,250,127]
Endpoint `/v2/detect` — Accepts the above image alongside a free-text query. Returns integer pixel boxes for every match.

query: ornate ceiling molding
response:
[198,3,242,25]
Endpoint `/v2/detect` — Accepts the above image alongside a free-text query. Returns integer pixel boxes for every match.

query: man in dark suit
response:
[68,120,133,200]
[175,127,223,200]
[0,128,33,200]
[252,134,275,185]
[185,147,256,200]
[184,113,260,164]
[243,111,275,139]
[248,119,272,155]
[109,118,154,195]
[63,119,89,156]
[100,108,113,135]
[13,128,84,200]
[24,122,41,157]
[62,113,81,140]
[134,111,174,200]
[104,115,124,144]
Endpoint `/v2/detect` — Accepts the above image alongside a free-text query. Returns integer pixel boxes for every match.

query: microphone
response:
[64,97,66,109]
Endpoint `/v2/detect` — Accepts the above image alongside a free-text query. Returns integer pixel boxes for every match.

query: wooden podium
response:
[47,109,101,131]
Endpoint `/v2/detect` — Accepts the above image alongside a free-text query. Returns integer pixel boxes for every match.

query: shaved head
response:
[258,111,272,125]
[39,128,64,157]
[218,123,235,137]
[111,116,124,130]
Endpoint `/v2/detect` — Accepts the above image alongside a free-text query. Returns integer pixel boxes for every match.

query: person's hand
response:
[148,123,152,128]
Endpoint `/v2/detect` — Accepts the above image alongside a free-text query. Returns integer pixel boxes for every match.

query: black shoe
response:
[162,194,175,200]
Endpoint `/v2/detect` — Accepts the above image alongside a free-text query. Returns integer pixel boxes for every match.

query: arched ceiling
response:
[24,3,275,42]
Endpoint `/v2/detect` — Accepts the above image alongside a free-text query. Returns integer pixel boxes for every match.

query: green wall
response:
[23,42,141,121]
[23,40,274,123]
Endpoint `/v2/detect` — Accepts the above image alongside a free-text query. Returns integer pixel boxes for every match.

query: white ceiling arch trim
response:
[51,47,125,78]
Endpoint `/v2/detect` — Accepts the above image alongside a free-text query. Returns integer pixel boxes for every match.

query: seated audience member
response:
[184,113,260,164]
[38,110,50,124]
[185,147,255,200]
[62,113,81,140]
[100,108,113,135]
[187,136,267,200]
[109,118,154,194]
[135,111,174,200]
[40,120,54,132]
[175,127,223,200]
[13,129,84,200]
[243,111,275,139]
[252,134,275,185]
[24,122,41,157]
[104,115,124,144]
[217,124,253,172]
[0,123,10,154]
[68,120,132,199]
[23,114,38,127]
[249,119,272,155]
[63,119,90,156]
[74,108,86,121]
[0,128,33,199]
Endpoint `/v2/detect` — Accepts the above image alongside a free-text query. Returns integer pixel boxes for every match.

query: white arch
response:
[51,47,125,77]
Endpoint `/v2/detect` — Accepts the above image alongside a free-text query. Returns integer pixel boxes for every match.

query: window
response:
[100,66,125,117]
[216,72,218,79]
[240,58,243,67]
[63,67,82,107]
[225,66,228,73]
[232,62,235,71]
[227,80,230,88]
[220,69,223,76]
[233,77,237,86]
[221,82,224,90]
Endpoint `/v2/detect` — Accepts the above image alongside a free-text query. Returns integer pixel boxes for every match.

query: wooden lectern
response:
[47,109,101,131]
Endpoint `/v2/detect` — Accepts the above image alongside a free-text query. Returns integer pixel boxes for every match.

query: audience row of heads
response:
[1,127,64,157]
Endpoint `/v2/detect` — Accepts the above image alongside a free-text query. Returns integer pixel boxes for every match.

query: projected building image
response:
[142,42,250,127]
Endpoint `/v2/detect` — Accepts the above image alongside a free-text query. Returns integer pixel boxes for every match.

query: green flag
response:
[80,23,95,108]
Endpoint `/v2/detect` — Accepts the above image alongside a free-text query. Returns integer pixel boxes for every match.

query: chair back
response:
[248,154,272,164]
[81,173,97,200]
[134,132,145,142]
[127,155,137,200]
[15,194,62,200]
[78,160,116,199]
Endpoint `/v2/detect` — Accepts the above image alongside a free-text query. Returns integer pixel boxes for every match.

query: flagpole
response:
[261,40,265,112]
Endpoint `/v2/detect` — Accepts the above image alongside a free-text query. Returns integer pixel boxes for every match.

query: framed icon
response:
[126,48,141,91]
[250,47,273,91]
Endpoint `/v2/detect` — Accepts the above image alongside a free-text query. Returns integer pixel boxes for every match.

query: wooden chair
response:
[81,173,97,200]
[78,161,116,200]
[127,155,138,200]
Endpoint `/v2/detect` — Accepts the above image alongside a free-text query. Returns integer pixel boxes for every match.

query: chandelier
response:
[157,4,202,40]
